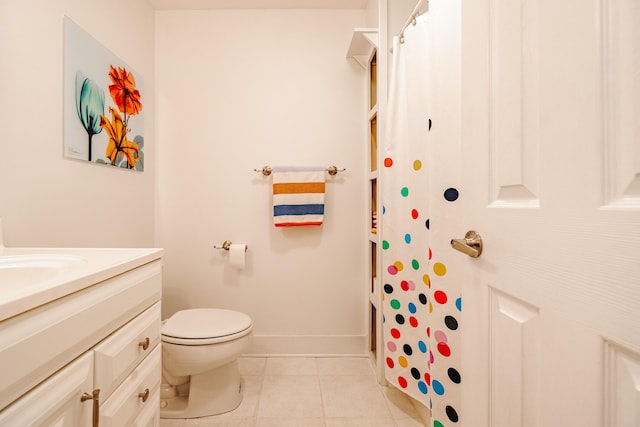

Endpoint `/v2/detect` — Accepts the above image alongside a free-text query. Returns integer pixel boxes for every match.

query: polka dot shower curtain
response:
[381,2,462,426]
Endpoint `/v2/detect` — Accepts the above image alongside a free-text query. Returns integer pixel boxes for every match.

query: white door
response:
[459,0,640,426]
[0,352,93,426]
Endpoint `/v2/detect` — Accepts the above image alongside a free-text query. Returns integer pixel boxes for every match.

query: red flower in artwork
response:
[108,65,142,116]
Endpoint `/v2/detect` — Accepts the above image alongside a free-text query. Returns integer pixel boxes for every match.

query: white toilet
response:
[159,308,253,419]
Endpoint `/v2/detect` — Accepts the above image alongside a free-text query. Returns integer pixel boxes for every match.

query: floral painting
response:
[63,16,144,171]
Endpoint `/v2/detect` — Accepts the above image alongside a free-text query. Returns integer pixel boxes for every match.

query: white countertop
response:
[0,247,163,322]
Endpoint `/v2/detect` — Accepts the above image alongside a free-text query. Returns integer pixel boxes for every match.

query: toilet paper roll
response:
[229,244,247,269]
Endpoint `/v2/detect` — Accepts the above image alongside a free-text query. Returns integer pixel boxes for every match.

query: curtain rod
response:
[398,0,429,43]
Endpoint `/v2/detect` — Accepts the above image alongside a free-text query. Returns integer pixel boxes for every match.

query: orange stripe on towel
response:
[273,182,326,195]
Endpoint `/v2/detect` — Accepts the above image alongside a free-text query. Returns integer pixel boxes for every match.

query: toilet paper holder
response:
[214,241,248,252]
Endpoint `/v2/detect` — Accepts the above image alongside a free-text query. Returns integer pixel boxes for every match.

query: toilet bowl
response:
[159,308,253,419]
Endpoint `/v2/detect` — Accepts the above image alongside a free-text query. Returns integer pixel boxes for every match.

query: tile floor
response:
[160,357,427,427]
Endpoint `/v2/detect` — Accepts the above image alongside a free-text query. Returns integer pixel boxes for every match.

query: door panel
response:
[604,0,640,205]
[489,0,540,206]
[490,290,540,427]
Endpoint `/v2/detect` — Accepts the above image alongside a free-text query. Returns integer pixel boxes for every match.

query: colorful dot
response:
[428,118,432,131]
[433,262,446,276]
[434,330,448,343]
[391,328,401,339]
[384,157,393,167]
[432,380,445,395]
[386,357,394,368]
[408,281,416,291]
[398,356,408,368]
[411,368,421,380]
[444,315,459,330]
[411,209,419,219]
[446,406,459,422]
[394,261,404,271]
[398,376,408,388]
[413,160,422,170]
[411,259,420,270]
[437,342,451,357]
[404,233,411,244]
[390,299,401,309]
[400,281,409,291]
[403,344,413,355]
[387,341,397,352]
[456,297,462,311]
[388,265,398,275]
[401,187,409,197]
[382,240,390,250]
[428,248,432,260]
[448,368,461,384]
[408,302,417,313]
[425,219,430,230]
[383,284,394,294]
[418,381,428,394]
[422,274,431,287]
[434,421,444,427]
[418,293,427,304]
[409,316,418,327]
[418,340,427,353]
[444,187,459,201]
[434,290,448,304]
[395,314,405,324]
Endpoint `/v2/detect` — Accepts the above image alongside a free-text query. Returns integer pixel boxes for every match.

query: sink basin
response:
[0,254,87,287]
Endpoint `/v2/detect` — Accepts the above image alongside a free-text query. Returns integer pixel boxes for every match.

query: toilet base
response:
[160,360,243,419]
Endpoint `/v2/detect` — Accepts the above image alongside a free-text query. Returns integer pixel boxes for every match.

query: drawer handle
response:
[138,337,150,351]
[81,388,100,427]
[138,388,150,403]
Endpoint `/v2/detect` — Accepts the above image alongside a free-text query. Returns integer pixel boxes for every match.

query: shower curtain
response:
[381,2,462,426]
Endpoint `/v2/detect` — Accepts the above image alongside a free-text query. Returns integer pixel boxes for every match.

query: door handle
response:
[80,388,100,427]
[451,230,483,258]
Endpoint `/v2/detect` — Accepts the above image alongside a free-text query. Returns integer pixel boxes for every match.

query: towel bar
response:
[253,166,346,176]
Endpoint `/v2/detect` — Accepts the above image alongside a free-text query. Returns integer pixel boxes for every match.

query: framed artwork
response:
[63,16,144,171]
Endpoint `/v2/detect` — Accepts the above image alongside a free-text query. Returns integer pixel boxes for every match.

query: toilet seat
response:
[162,308,253,346]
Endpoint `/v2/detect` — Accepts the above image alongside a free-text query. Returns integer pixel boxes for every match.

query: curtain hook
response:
[399,32,405,44]
[412,16,417,26]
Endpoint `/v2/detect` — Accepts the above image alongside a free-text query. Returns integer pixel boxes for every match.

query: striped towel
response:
[272,167,325,227]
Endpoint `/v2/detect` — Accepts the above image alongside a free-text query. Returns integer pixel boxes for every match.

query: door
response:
[459,0,640,426]
[0,352,93,426]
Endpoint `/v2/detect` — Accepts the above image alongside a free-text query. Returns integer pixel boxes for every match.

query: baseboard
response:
[244,334,367,357]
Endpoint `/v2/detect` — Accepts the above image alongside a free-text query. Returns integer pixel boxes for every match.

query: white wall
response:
[0,0,156,248]
[155,9,368,355]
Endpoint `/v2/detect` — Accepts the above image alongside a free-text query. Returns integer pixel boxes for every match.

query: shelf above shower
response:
[346,28,378,68]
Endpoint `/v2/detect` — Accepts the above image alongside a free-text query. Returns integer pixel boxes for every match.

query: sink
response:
[0,255,87,288]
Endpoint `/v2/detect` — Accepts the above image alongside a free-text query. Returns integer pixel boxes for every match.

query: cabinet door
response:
[0,352,93,426]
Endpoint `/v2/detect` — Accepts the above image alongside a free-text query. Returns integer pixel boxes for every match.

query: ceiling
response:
[149,0,369,10]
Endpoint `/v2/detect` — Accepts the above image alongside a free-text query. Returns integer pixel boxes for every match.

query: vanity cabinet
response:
[0,254,162,427]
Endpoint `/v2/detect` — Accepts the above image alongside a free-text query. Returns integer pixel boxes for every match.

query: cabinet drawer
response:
[100,344,161,427]
[95,302,161,400]
[132,387,160,427]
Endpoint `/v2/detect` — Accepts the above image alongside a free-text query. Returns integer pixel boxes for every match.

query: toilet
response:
[159,308,253,419]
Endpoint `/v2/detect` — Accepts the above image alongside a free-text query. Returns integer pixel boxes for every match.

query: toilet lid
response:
[162,308,252,340]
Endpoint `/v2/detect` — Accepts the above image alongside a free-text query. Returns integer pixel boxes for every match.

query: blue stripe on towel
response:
[274,204,325,216]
